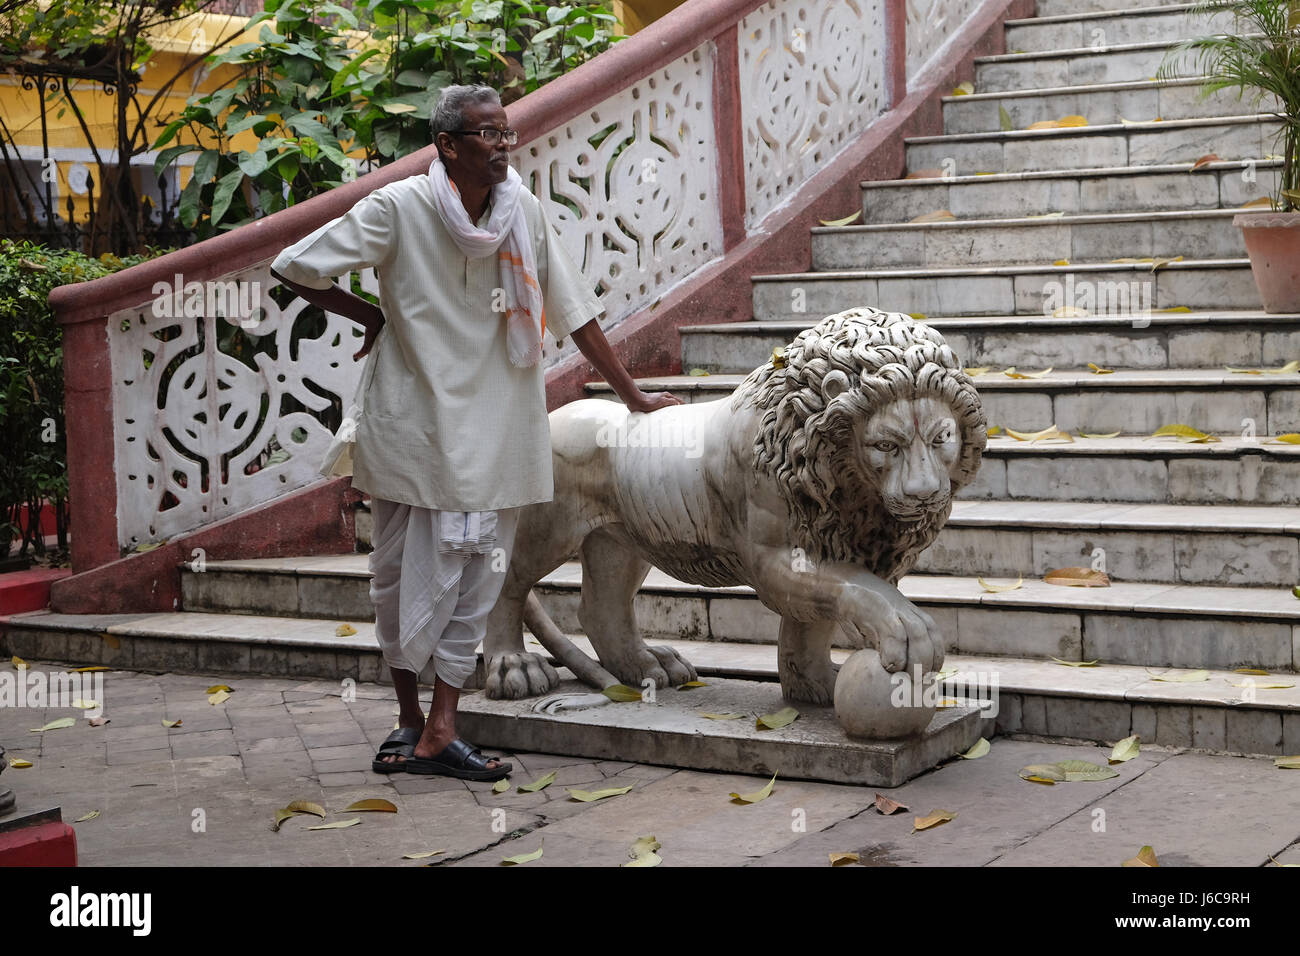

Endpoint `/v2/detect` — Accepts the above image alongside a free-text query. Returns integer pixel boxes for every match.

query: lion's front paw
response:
[484,652,559,700]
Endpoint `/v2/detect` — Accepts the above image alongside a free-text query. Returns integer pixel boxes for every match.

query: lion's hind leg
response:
[578,528,698,689]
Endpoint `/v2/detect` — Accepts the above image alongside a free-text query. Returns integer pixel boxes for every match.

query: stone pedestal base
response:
[458,676,988,788]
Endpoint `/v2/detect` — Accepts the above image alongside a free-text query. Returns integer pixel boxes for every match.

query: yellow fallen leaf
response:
[1003,366,1053,379]
[402,849,448,859]
[492,778,510,793]
[699,712,746,720]
[273,809,297,831]
[952,81,975,96]
[771,347,785,369]
[688,368,710,376]
[938,698,959,707]
[908,312,927,321]
[1057,115,1088,127]
[1149,669,1210,682]
[567,785,635,802]
[71,700,98,709]
[1080,431,1121,439]
[1149,255,1183,271]
[73,666,110,672]
[286,800,326,818]
[1005,424,1072,442]
[1190,153,1222,170]
[1268,434,1300,444]
[676,681,708,690]
[910,209,957,223]
[905,169,946,180]
[958,737,990,759]
[1226,360,1300,375]
[1026,119,1062,130]
[602,684,643,702]
[1229,680,1295,689]
[501,842,544,865]
[518,771,557,793]
[1235,668,1271,675]
[1109,734,1140,764]
[756,706,799,730]
[830,852,860,866]
[30,717,75,732]
[345,799,398,813]
[986,425,1003,437]
[162,718,182,728]
[999,105,1013,131]
[1241,196,1275,210]
[913,809,956,832]
[1275,756,1300,769]
[819,210,862,227]
[1150,424,1214,442]
[964,367,990,377]
[1044,567,1110,587]
[1087,363,1114,374]
[335,623,357,637]
[1156,306,1192,312]
[11,656,27,670]
[624,835,662,867]
[1052,305,1090,317]
[1023,775,1057,785]
[978,575,1023,593]
[1051,657,1101,667]
[1019,764,1065,782]
[1053,259,1070,266]
[1122,845,1160,867]
[9,758,33,768]
[307,818,362,830]
[731,773,777,805]
[75,810,100,823]
[205,684,233,694]
[207,689,232,706]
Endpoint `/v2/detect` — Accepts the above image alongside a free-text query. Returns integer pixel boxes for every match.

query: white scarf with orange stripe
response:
[428,156,544,367]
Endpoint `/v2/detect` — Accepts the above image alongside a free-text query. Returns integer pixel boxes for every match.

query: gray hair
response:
[429,85,502,153]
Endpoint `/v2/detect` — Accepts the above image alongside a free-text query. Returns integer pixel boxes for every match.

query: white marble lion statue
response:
[483,307,986,707]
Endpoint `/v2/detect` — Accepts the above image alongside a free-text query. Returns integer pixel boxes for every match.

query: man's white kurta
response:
[271,172,602,511]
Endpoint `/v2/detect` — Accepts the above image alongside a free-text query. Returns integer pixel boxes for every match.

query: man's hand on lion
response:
[627,389,683,413]
[840,578,944,677]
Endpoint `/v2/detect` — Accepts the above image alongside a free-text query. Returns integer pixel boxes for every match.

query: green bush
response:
[0,240,165,561]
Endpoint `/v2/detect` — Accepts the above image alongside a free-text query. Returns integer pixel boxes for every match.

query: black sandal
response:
[404,738,512,781]
[371,727,422,774]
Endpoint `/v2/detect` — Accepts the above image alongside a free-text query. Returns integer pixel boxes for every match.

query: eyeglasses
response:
[447,128,519,146]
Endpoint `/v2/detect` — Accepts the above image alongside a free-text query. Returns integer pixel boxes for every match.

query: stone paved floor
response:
[3,663,1299,867]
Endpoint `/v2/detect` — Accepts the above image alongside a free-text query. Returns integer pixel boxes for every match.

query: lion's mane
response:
[729,308,986,583]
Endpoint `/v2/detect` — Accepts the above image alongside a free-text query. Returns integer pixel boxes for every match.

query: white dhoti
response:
[368,497,520,688]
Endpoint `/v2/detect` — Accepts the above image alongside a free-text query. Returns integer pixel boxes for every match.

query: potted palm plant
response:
[1159,0,1300,312]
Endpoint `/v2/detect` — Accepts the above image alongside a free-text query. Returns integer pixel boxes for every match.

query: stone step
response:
[19,555,1300,671]
[942,78,1280,136]
[975,37,1203,91]
[904,114,1280,176]
[810,208,1245,270]
[860,160,1280,224]
[1006,4,1221,53]
[749,259,1257,318]
[589,367,1300,434]
[970,435,1300,506]
[680,312,1300,374]
[918,500,1300,587]
[1036,0,1190,17]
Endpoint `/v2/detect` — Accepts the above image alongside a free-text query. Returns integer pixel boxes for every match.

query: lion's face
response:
[858,397,962,522]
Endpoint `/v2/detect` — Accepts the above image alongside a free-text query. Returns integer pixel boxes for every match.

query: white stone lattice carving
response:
[905,0,989,88]
[738,0,889,230]
[109,264,370,549]
[513,43,724,368]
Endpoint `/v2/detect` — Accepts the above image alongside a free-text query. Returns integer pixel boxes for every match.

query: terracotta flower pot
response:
[1234,211,1300,313]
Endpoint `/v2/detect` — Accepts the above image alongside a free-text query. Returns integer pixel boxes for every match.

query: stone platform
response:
[457,677,991,788]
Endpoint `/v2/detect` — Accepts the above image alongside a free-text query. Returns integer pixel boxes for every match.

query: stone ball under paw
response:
[834,649,936,740]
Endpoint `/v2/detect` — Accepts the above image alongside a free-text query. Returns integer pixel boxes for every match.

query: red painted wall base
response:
[0,569,73,616]
[0,821,78,867]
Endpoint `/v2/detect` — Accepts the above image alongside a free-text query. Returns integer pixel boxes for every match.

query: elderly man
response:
[270,85,680,782]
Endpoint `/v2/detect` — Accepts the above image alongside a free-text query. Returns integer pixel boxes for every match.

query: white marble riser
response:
[750,263,1258,318]
[809,211,1246,270]
[1036,0,1189,17]
[904,116,1281,175]
[681,317,1300,374]
[942,80,1276,135]
[976,40,1193,91]
[860,163,1280,224]
[1007,7,1222,53]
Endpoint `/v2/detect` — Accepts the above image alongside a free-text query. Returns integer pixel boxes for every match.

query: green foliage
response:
[0,239,165,559]
[152,0,622,235]
[1157,0,1300,210]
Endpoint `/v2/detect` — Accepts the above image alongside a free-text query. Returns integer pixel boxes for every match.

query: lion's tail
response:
[523,591,620,691]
